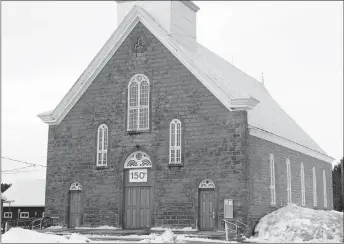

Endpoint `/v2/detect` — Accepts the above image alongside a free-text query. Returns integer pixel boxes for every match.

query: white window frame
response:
[97,124,108,167]
[323,170,327,209]
[20,212,29,219]
[313,166,317,207]
[3,212,12,218]
[269,153,276,205]
[286,158,292,204]
[127,74,150,131]
[169,119,182,164]
[300,163,306,206]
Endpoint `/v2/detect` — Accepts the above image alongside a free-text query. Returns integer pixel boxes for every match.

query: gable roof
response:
[37,5,333,163]
[3,179,46,207]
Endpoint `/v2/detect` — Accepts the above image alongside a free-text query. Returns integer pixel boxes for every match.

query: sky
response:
[1,1,343,184]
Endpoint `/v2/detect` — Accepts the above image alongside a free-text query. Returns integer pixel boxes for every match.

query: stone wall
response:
[45,21,249,229]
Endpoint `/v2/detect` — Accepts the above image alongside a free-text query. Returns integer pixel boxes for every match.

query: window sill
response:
[127,129,150,135]
[95,166,109,170]
[168,163,183,168]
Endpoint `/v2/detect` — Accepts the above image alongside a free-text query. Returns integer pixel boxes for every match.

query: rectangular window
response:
[269,154,276,205]
[301,163,305,206]
[323,170,327,209]
[286,159,292,204]
[20,212,29,218]
[313,167,317,207]
[169,120,182,164]
[3,212,12,218]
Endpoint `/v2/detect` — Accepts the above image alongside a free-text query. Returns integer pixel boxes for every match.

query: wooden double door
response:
[124,187,151,229]
[199,190,215,230]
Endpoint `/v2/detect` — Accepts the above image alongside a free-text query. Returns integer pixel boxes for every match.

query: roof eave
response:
[230,97,260,110]
[249,125,335,164]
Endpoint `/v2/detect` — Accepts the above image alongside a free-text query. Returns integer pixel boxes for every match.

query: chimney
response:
[116,1,200,52]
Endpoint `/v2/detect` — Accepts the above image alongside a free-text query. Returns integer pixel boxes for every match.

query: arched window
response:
[124,151,152,169]
[199,179,215,189]
[70,182,82,191]
[97,124,108,167]
[169,119,181,164]
[286,158,292,204]
[323,170,327,208]
[300,163,305,206]
[127,74,149,131]
[313,166,317,207]
[269,154,276,205]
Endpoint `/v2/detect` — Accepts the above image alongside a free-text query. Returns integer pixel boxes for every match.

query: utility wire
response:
[1,165,34,172]
[1,156,47,167]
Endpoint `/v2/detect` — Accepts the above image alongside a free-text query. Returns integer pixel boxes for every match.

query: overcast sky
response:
[1,1,343,184]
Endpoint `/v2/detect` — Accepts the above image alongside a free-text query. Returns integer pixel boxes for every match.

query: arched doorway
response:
[69,182,82,228]
[199,179,215,230]
[123,151,152,229]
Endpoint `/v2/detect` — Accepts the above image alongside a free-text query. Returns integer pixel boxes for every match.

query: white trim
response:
[97,124,108,166]
[37,5,259,125]
[323,170,327,208]
[301,163,306,206]
[286,158,292,204]
[20,212,30,219]
[3,212,12,218]
[124,151,152,169]
[313,167,317,207]
[249,126,334,164]
[269,153,276,205]
[169,119,182,164]
[199,179,215,188]
[127,74,150,131]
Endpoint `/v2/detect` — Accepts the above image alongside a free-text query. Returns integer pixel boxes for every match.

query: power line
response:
[1,165,34,173]
[1,156,47,167]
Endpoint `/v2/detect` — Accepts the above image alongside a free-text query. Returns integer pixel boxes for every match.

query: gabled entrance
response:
[123,151,153,229]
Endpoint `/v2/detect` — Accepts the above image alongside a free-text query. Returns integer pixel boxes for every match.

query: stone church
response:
[38,1,334,233]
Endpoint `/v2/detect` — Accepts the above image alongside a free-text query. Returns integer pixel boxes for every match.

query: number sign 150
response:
[129,169,148,182]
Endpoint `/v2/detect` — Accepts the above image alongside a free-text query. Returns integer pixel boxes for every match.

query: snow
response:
[2,228,237,243]
[47,225,65,229]
[151,226,197,232]
[75,225,121,230]
[248,204,344,243]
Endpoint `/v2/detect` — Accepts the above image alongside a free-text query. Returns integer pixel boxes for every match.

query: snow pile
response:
[140,229,180,243]
[75,225,120,230]
[151,226,197,232]
[248,204,344,243]
[68,233,91,243]
[47,225,64,229]
[2,228,90,243]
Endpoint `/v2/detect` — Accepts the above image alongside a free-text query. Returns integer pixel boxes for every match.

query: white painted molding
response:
[249,126,334,164]
[38,5,250,125]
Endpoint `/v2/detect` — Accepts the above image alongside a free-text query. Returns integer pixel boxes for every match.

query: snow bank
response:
[2,228,90,243]
[140,229,179,243]
[75,225,120,230]
[248,204,344,243]
[151,226,197,232]
[46,225,65,229]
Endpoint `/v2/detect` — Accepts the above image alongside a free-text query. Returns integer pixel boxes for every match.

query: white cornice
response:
[249,126,334,164]
[38,5,255,125]
[230,97,260,110]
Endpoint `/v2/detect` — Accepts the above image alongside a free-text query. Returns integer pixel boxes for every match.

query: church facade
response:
[38,1,334,233]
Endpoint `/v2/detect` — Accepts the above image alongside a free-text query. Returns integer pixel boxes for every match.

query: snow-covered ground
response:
[1,228,232,243]
[75,225,121,230]
[247,204,343,243]
[3,205,343,243]
[151,226,197,232]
